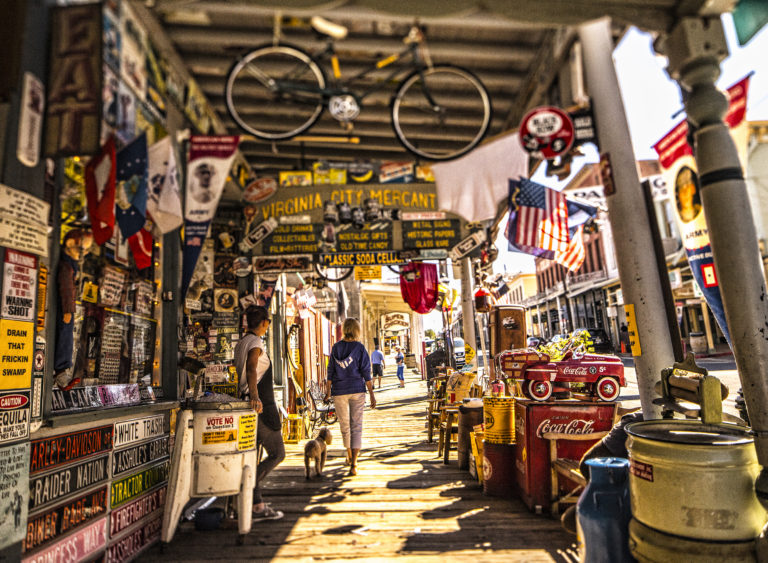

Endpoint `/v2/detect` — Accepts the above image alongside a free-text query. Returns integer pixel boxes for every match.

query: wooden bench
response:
[541,431,609,516]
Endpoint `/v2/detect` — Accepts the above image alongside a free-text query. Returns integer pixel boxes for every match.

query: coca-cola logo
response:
[561,367,588,376]
[536,418,595,437]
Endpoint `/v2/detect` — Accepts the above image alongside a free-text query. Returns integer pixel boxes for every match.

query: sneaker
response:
[252,505,284,521]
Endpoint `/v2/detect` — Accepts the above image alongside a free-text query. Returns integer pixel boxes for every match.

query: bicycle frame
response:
[277,27,436,105]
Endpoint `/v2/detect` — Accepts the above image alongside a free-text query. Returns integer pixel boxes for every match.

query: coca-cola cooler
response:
[513,399,616,512]
[489,305,526,379]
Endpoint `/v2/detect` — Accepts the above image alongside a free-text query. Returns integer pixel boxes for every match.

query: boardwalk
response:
[148,368,576,562]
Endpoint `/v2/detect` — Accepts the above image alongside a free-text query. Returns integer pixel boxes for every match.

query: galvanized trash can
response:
[162,400,258,545]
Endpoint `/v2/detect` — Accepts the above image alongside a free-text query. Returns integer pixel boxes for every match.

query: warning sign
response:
[2,250,36,321]
[0,319,33,390]
[354,265,381,281]
[0,390,29,444]
[202,430,237,444]
[238,413,256,451]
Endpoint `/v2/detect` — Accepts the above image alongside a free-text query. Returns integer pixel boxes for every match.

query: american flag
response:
[507,178,569,256]
[556,224,586,272]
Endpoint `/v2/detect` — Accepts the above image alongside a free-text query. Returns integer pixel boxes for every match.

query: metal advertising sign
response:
[106,513,162,563]
[29,454,109,512]
[2,250,37,321]
[17,72,45,168]
[354,265,381,281]
[402,219,461,251]
[0,442,30,549]
[109,485,166,537]
[23,485,107,553]
[319,250,405,267]
[113,415,165,449]
[110,461,170,509]
[29,425,113,475]
[0,390,30,444]
[448,230,486,261]
[112,436,169,477]
[22,515,107,563]
[519,106,575,160]
[253,254,313,274]
[0,318,34,390]
[0,184,50,257]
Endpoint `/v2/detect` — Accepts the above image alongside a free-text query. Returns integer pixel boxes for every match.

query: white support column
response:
[580,17,675,418]
[460,257,477,370]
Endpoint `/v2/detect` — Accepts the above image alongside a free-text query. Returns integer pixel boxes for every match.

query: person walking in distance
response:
[395,346,405,388]
[371,343,385,389]
[325,318,376,476]
[234,306,285,521]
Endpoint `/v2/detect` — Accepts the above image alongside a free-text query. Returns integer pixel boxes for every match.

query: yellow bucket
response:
[483,396,515,444]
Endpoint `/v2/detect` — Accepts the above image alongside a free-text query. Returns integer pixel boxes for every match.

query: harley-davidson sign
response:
[30,425,113,475]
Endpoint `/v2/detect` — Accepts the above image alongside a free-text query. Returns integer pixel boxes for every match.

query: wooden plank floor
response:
[146,368,577,562]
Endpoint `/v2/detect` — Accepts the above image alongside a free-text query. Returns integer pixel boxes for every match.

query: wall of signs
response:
[22,413,170,561]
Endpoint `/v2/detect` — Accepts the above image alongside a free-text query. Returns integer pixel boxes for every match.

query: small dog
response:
[304,427,332,479]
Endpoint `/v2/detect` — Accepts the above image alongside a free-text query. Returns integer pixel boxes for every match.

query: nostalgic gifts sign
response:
[244,183,467,258]
[23,485,107,553]
[0,443,30,549]
[0,319,34,390]
[2,250,37,321]
[22,516,107,563]
[29,454,110,512]
[0,185,50,257]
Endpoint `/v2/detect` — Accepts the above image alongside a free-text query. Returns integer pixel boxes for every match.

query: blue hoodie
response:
[327,340,371,396]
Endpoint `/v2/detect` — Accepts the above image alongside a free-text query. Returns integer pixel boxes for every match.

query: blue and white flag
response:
[115,133,149,239]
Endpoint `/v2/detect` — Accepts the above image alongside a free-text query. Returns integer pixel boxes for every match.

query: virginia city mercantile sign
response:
[245,183,467,263]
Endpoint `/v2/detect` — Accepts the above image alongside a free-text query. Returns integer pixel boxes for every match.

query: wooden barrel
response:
[483,396,515,444]
[482,441,516,497]
[458,404,484,470]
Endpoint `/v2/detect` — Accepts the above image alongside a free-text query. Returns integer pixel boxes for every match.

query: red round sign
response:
[519,106,575,160]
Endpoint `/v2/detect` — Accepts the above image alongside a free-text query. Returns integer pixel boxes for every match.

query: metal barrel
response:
[458,404,484,470]
[626,420,767,542]
[483,396,515,444]
[482,441,516,498]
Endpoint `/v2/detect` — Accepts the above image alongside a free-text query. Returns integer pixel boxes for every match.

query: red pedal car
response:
[497,348,626,402]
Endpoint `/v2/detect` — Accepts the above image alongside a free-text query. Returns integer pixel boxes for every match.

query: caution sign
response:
[625,304,642,357]
[0,390,29,444]
[354,265,381,280]
[464,344,476,365]
[0,319,33,390]
[238,413,256,451]
[202,430,237,444]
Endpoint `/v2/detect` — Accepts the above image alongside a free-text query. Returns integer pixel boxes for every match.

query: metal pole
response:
[460,257,477,370]
[660,19,768,468]
[579,17,675,418]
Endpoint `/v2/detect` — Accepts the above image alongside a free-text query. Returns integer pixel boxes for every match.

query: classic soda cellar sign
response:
[113,415,164,448]
[29,454,109,511]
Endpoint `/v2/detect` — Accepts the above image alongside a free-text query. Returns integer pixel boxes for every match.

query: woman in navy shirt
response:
[325,318,376,475]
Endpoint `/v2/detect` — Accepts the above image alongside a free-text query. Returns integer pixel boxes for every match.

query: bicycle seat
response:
[311,16,348,40]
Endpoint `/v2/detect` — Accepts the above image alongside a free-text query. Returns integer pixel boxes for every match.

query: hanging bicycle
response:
[225,17,492,162]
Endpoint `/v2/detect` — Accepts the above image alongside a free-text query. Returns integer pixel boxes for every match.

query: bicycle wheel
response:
[314,263,353,282]
[391,64,491,161]
[225,44,326,141]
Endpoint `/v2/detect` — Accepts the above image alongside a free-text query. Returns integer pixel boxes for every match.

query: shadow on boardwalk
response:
[145,371,575,562]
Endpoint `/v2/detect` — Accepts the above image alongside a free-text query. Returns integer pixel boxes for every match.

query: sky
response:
[494,13,768,277]
[421,14,768,333]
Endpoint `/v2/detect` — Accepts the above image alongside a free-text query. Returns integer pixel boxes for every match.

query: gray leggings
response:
[254,419,286,504]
